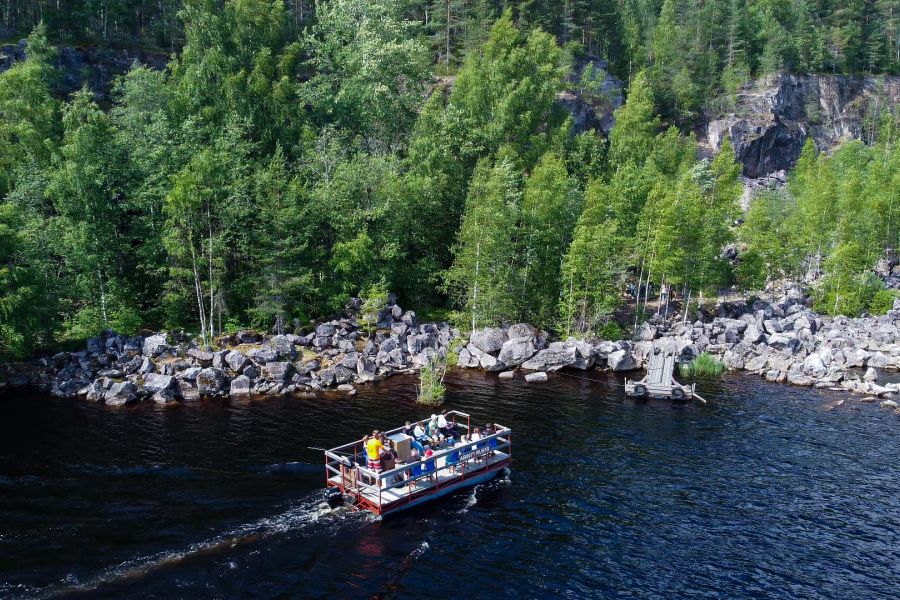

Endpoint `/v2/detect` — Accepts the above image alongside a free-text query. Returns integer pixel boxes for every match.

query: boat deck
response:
[328,450,510,507]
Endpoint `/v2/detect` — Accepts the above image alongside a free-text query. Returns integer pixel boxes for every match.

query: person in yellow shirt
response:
[366,430,384,471]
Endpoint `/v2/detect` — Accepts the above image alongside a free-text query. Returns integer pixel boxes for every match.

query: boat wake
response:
[32,491,376,599]
[409,540,430,560]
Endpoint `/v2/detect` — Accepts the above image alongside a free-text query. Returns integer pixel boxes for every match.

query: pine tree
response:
[608,70,659,169]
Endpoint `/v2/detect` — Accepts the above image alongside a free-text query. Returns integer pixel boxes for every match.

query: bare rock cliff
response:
[704,74,900,178]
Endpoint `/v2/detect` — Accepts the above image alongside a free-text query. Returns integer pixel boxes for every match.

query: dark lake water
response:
[2,370,899,599]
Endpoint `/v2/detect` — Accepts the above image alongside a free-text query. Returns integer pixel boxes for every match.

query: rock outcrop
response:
[0,40,167,100]
[704,74,900,178]
[557,58,623,136]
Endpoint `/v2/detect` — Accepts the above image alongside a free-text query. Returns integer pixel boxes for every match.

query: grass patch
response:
[680,352,725,378]
[417,356,446,405]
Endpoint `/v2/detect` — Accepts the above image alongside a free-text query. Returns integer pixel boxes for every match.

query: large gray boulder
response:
[457,346,479,368]
[507,323,537,340]
[607,349,637,371]
[187,348,214,364]
[264,361,293,382]
[84,377,112,402]
[105,381,138,406]
[498,336,537,367]
[225,350,250,373]
[177,366,201,381]
[844,348,868,368]
[767,332,800,354]
[269,335,297,360]
[470,327,507,355]
[570,339,596,370]
[230,375,251,396]
[636,322,657,341]
[522,342,577,372]
[142,334,169,357]
[333,365,355,384]
[315,322,337,337]
[787,363,814,386]
[196,368,226,395]
[248,346,278,364]
[142,373,178,398]
[802,353,827,378]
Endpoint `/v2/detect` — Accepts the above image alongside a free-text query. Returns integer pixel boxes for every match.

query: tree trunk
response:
[207,199,214,338]
[97,269,108,327]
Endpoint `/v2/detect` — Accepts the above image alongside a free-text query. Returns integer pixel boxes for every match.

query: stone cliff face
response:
[0,39,167,100]
[704,74,900,178]
[558,58,623,136]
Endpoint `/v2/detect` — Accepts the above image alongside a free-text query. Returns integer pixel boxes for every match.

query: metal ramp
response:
[625,340,697,401]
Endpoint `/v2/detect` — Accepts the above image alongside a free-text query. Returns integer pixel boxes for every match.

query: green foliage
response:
[445,337,466,368]
[869,289,898,315]
[0,24,60,198]
[360,280,390,335]
[680,352,725,378]
[739,191,802,285]
[3,4,899,357]
[609,71,658,169]
[444,158,520,331]
[417,355,447,406]
[814,271,884,317]
[743,120,900,316]
[597,320,624,341]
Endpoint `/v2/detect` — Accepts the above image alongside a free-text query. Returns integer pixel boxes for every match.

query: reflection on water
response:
[2,370,900,599]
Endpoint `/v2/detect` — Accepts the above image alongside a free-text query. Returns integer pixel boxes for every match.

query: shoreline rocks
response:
[454,282,900,404]
[0,298,458,406]
[4,282,899,408]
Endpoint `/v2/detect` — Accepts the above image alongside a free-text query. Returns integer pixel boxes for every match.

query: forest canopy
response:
[1,1,899,358]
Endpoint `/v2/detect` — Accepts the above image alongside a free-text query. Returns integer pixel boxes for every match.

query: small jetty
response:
[324,411,511,516]
[625,341,700,401]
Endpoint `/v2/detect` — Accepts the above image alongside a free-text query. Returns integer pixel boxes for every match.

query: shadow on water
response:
[2,369,900,598]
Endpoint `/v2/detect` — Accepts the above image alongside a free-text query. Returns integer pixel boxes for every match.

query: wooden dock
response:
[625,341,699,401]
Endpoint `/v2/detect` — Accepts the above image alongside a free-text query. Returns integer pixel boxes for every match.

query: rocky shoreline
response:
[2,283,900,409]
[455,283,900,409]
[0,297,456,405]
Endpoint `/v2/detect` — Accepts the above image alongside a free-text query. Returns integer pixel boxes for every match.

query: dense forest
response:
[1,0,899,358]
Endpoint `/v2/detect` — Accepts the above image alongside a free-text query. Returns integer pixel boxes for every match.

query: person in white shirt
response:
[412,422,430,446]
[437,411,451,439]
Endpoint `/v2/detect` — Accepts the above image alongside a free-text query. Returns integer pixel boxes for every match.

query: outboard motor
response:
[326,487,344,510]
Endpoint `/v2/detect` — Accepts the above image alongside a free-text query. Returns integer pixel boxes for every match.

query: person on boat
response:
[361,434,370,468]
[437,411,451,438]
[380,446,399,484]
[404,421,426,453]
[422,445,436,482]
[366,430,384,471]
[412,421,430,445]
[427,414,439,437]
